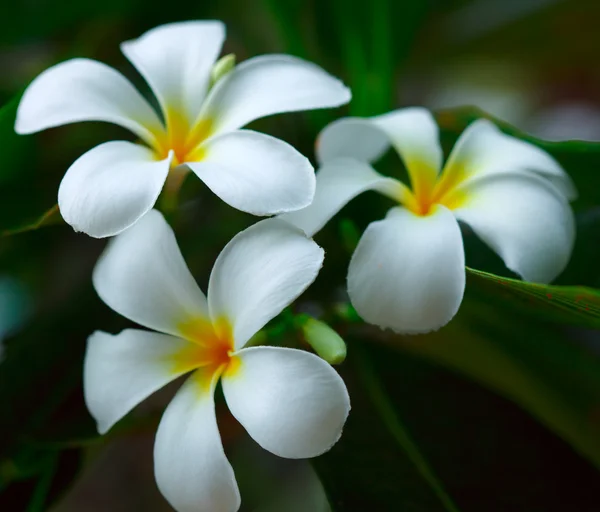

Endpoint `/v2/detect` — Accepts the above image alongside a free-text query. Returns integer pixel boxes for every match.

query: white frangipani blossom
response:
[84,210,350,512]
[15,20,351,238]
[282,107,576,333]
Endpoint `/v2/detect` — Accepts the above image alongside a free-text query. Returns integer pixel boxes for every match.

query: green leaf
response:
[351,345,459,512]
[396,295,600,470]
[316,331,600,511]
[314,344,462,511]
[466,267,600,328]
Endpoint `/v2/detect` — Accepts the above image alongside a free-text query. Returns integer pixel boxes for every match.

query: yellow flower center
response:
[151,109,214,168]
[170,316,240,389]
[401,161,469,216]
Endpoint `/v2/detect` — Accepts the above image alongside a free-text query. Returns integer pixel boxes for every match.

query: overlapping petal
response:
[58,141,172,238]
[154,369,240,512]
[443,119,577,199]
[372,108,443,179]
[15,59,164,145]
[84,329,194,434]
[222,346,350,458]
[454,173,575,283]
[122,21,225,124]
[187,130,315,215]
[208,219,324,349]
[348,206,465,333]
[316,117,390,164]
[93,210,209,337]
[317,108,442,206]
[317,108,442,174]
[281,158,407,237]
[200,54,350,134]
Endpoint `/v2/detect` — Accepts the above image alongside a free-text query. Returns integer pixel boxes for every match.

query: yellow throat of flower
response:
[152,111,214,168]
[401,161,469,216]
[170,316,240,388]
[148,54,236,168]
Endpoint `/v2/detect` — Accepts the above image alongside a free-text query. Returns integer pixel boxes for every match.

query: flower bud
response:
[210,54,236,86]
[298,315,347,365]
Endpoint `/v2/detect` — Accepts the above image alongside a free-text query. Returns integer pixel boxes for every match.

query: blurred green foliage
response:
[2,0,600,511]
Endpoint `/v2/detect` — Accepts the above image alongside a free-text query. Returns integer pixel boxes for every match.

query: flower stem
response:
[160,166,189,213]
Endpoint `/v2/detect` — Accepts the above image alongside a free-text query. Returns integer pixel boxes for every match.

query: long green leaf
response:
[466,267,600,328]
[388,295,600,470]
[353,345,461,512]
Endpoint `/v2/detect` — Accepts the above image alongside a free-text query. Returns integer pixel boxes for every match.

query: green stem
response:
[159,167,189,213]
[354,344,461,512]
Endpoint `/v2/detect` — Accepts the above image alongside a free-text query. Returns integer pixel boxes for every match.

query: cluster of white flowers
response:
[15,20,576,512]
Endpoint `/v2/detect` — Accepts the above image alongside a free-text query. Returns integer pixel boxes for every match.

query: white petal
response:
[58,141,171,238]
[316,117,391,164]
[222,346,350,458]
[122,21,225,124]
[15,58,163,145]
[444,119,577,200]
[280,158,407,237]
[200,54,350,133]
[348,206,465,334]
[154,370,240,512]
[317,108,443,179]
[208,219,324,349]
[84,329,194,435]
[454,173,575,283]
[372,108,443,177]
[187,130,315,215]
[93,209,209,337]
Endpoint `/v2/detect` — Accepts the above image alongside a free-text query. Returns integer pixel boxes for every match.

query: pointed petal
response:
[348,206,465,333]
[84,329,195,434]
[15,58,163,145]
[121,21,225,124]
[318,106,442,177]
[201,54,350,133]
[188,130,315,215]
[93,209,209,337]
[280,158,407,237]
[316,117,391,164]
[372,108,443,179]
[222,346,349,458]
[58,141,171,238]
[154,369,240,512]
[454,173,575,283]
[208,219,324,349]
[443,119,577,200]
[317,108,442,203]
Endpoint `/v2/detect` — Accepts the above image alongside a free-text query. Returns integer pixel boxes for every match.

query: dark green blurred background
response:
[2,0,600,510]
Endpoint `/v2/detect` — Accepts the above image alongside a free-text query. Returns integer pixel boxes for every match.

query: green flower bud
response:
[298,315,347,365]
[210,54,236,86]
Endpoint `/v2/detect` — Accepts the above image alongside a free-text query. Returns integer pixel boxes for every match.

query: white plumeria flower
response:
[84,210,350,512]
[282,107,576,333]
[15,21,350,238]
